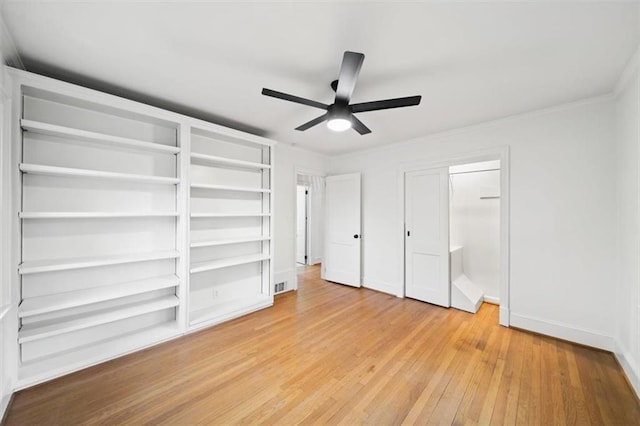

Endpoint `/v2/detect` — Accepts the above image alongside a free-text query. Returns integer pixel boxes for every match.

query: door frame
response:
[398,146,511,326]
[296,184,310,266]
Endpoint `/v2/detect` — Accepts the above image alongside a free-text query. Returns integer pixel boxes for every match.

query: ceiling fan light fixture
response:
[326,117,352,132]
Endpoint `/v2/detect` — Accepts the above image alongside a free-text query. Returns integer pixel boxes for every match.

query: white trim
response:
[510,312,614,351]
[362,277,400,297]
[398,146,511,326]
[0,393,11,423]
[614,343,640,400]
[615,43,640,96]
[483,296,500,305]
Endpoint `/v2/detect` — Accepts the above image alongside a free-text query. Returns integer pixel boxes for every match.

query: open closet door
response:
[405,168,450,307]
[323,173,361,287]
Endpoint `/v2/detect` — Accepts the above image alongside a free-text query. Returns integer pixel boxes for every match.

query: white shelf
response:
[19,275,180,318]
[21,119,181,154]
[190,212,270,218]
[18,295,179,343]
[190,183,270,193]
[19,251,180,275]
[190,236,270,248]
[191,152,270,170]
[190,253,270,274]
[18,322,180,388]
[189,295,272,326]
[20,163,180,185]
[19,211,179,219]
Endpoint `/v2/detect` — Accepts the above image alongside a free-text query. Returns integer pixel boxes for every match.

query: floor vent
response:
[274,282,287,294]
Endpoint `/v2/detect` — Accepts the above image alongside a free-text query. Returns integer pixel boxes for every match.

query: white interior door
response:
[296,186,307,265]
[323,173,361,287]
[405,168,450,306]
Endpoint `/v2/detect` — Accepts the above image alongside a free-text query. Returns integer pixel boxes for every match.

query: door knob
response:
[354,234,359,239]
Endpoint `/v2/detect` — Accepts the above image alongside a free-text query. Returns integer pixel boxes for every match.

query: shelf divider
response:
[21,119,180,154]
[190,152,270,170]
[190,254,270,274]
[19,274,180,318]
[19,251,180,275]
[20,163,180,185]
[19,212,179,219]
[190,236,270,248]
[19,295,179,343]
[190,183,270,193]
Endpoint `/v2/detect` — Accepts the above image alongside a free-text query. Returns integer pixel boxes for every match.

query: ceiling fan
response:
[261,51,422,135]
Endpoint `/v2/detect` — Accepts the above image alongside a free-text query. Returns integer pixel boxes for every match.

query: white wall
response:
[450,165,501,302]
[0,10,15,416]
[614,46,640,397]
[328,96,617,350]
[274,143,326,289]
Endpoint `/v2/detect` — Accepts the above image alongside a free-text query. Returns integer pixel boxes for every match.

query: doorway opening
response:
[449,160,501,313]
[294,172,325,283]
[401,147,509,326]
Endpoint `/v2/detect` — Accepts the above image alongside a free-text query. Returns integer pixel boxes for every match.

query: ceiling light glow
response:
[326,117,351,132]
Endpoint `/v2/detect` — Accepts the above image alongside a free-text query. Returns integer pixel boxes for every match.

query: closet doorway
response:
[400,147,510,326]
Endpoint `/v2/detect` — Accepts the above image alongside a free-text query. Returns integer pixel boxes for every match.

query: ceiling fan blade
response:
[351,115,371,135]
[262,88,328,110]
[335,51,365,104]
[295,113,328,131]
[350,95,422,113]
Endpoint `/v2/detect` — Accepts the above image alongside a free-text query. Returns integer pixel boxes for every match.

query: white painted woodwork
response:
[296,186,307,265]
[19,211,179,219]
[191,152,270,170]
[190,254,270,274]
[6,68,276,390]
[18,251,180,275]
[19,275,179,318]
[20,163,179,185]
[323,173,361,287]
[190,183,270,193]
[19,295,179,343]
[191,212,270,218]
[405,168,450,307]
[190,236,270,248]
[21,119,181,154]
[187,124,273,329]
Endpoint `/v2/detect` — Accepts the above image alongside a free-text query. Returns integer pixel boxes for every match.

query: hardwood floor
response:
[6,265,640,425]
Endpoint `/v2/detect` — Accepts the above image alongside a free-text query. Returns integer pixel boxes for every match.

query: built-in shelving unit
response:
[188,125,273,329]
[15,76,185,386]
[7,68,276,389]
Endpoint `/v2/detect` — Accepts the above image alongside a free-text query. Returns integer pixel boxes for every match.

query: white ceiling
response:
[2,1,639,155]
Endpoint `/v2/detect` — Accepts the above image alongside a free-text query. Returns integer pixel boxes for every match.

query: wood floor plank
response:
[5,265,640,425]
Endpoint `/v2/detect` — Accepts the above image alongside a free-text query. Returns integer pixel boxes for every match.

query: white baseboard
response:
[309,257,322,266]
[614,343,640,400]
[509,312,614,351]
[363,277,400,297]
[483,295,500,305]
[275,269,296,291]
[0,392,11,422]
